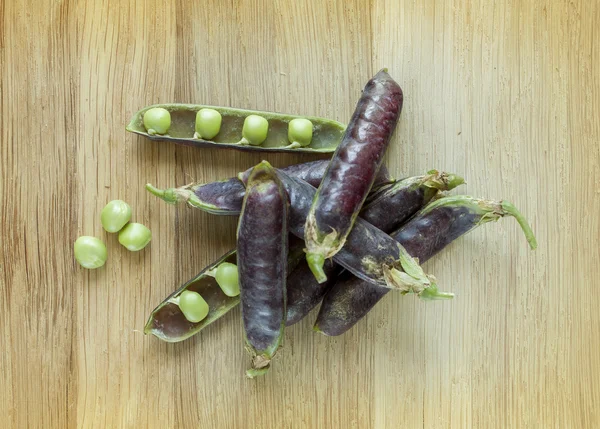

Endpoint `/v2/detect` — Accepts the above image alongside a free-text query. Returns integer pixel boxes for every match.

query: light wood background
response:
[1,0,599,427]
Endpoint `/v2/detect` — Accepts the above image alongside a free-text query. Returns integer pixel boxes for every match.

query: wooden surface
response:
[1,0,599,427]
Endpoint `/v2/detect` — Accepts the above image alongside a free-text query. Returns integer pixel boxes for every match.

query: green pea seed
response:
[215,262,240,297]
[143,107,171,135]
[242,115,269,146]
[195,108,222,139]
[178,290,209,323]
[74,236,107,269]
[288,118,313,147]
[100,200,132,233]
[118,223,152,251]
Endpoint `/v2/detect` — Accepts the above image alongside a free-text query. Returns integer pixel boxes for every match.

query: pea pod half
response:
[145,159,393,215]
[126,104,346,153]
[315,195,538,336]
[304,69,404,282]
[237,161,288,377]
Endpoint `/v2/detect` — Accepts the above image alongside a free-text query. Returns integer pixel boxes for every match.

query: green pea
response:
[288,118,313,147]
[118,223,152,251]
[215,262,240,297]
[100,200,132,233]
[178,290,209,323]
[74,236,107,269]
[195,108,222,139]
[242,115,269,146]
[143,107,171,135]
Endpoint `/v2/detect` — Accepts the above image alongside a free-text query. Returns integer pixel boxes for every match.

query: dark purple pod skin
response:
[286,259,341,326]
[315,196,538,336]
[237,161,288,377]
[304,69,403,281]
[191,177,246,214]
[146,160,392,216]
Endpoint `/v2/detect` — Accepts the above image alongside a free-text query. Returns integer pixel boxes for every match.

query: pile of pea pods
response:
[125,69,537,378]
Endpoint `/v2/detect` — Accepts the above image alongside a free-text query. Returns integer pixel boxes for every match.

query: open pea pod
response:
[126,104,346,153]
[144,250,239,342]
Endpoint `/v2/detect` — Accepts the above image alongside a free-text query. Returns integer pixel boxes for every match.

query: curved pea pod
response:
[145,160,393,216]
[126,104,346,153]
[241,168,448,298]
[315,195,538,336]
[304,69,404,282]
[237,161,288,377]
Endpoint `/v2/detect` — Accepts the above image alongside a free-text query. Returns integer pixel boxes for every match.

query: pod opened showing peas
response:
[127,103,346,153]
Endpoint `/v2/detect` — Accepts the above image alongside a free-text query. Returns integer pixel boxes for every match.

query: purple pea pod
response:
[145,160,392,216]
[315,195,538,336]
[304,69,404,282]
[237,161,288,378]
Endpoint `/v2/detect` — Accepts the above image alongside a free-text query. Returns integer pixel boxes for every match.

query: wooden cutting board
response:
[1,0,598,427]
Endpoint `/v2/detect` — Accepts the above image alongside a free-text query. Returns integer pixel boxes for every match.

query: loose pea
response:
[74,236,107,269]
[100,200,132,233]
[118,223,152,251]
[215,262,240,297]
[288,118,313,147]
[178,290,209,323]
[195,108,222,139]
[241,115,269,146]
[143,107,171,135]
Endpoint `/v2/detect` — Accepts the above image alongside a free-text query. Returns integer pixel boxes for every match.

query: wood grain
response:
[1,0,598,427]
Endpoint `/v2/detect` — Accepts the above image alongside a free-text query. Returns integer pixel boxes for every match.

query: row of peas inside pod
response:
[142,107,314,148]
[74,200,151,269]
